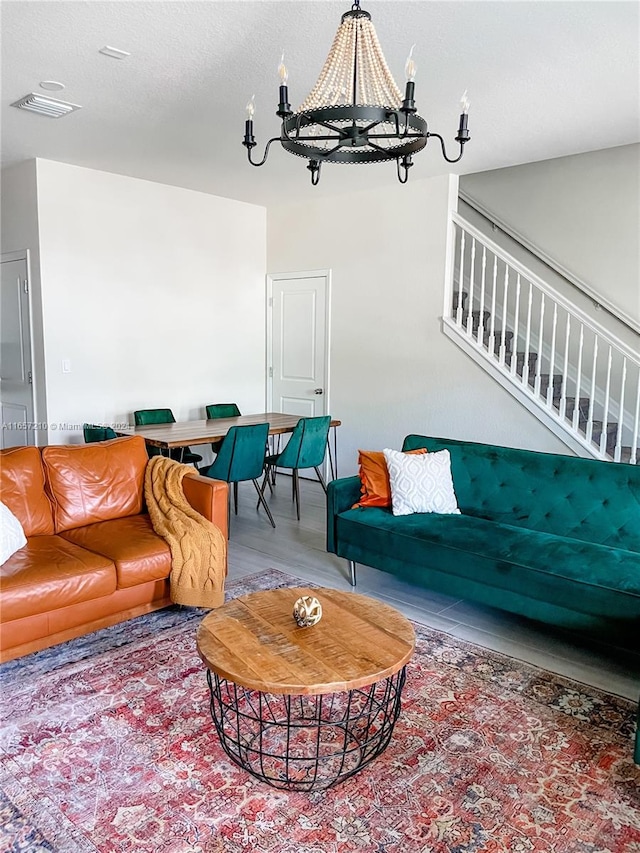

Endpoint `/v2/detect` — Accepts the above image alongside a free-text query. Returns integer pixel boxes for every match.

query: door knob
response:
[314,388,324,395]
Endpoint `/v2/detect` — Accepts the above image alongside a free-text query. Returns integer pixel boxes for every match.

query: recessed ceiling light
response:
[99,45,131,60]
[40,80,65,92]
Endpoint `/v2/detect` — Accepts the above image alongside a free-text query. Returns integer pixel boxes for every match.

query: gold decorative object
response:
[293,595,323,627]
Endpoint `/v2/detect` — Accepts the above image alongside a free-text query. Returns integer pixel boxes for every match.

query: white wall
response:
[33,160,266,446]
[461,144,640,326]
[0,160,49,445]
[268,174,568,477]
[7,152,623,463]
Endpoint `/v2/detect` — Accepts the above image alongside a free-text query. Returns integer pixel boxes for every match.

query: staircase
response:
[443,211,640,464]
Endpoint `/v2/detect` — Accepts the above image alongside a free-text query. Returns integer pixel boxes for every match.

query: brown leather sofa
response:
[0,435,228,662]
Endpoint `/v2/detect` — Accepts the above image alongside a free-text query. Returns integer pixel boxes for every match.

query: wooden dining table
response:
[116,412,341,478]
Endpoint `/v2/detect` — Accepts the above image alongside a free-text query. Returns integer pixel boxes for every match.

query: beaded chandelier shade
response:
[298,13,403,112]
[242,1,471,186]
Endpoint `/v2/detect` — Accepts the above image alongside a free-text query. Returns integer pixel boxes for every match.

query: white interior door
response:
[267,270,331,476]
[1,254,35,448]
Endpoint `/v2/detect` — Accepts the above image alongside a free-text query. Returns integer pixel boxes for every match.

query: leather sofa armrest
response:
[182,473,229,540]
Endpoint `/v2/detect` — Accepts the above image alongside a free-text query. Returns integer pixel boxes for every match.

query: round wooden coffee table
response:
[196,586,415,791]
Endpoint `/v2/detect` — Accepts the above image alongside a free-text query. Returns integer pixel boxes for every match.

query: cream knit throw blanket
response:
[144,456,227,608]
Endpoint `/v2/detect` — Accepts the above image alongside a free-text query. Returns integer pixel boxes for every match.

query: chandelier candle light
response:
[243,0,471,185]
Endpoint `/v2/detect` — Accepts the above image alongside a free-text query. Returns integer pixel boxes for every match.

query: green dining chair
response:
[261,416,331,520]
[200,422,275,529]
[133,408,203,468]
[205,403,241,455]
[83,424,117,443]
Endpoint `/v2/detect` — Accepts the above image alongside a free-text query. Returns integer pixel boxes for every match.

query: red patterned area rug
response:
[1,568,639,853]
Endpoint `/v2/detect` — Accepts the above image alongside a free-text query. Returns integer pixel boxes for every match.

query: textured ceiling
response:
[1,1,639,207]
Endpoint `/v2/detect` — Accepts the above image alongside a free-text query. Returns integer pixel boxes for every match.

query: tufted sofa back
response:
[401,435,640,552]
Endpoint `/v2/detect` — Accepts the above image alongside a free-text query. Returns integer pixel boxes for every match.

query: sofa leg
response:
[348,560,357,587]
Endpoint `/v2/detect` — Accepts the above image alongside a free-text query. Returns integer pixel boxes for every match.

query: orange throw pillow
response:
[354,448,427,508]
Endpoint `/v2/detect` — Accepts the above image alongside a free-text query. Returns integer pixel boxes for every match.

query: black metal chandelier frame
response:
[242,2,471,185]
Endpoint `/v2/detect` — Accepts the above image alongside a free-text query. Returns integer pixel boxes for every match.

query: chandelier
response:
[242,0,471,186]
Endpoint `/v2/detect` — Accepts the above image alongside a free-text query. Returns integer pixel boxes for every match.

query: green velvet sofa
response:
[326,434,640,761]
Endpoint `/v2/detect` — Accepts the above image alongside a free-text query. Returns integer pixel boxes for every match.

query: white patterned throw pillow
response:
[383,448,461,516]
[0,501,27,565]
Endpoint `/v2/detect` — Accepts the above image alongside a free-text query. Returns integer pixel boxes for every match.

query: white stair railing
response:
[443,211,640,464]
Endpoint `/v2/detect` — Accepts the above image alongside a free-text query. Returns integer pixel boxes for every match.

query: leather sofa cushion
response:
[0,446,54,536]
[42,436,149,532]
[61,514,171,588]
[0,536,116,621]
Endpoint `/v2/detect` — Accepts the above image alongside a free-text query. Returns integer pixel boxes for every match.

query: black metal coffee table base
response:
[206,667,407,791]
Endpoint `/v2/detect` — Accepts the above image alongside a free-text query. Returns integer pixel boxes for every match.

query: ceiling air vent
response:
[10,93,81,118]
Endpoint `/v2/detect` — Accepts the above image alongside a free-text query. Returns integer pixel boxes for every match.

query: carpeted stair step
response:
[619,446,640,463]
[584,420,619,453]
[460,309,492,332]
[532,373,564,397]
[554,396,591,420]
[452,291,469,312]
[504,351,538,379]
[483,329,514,354]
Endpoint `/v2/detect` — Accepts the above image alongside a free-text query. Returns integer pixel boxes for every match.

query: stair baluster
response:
[632,375,640,464]
[456,230,466,326]
[510,275,521,379]
[534,293,545,398]
[467,238,476,338]
[572,324,585,434]
[546,304,558,408]
[523,282,533,392]
[499,264,509,368]
[559,316,571,421]
[586,339,599,446]
[613,359,627,462]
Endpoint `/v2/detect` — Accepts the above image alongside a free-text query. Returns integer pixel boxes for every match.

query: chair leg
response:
[293,469,300,521]
[252,479,276,528]
[269,436,281,485]
[266,464,274,494]
[348,560,357,587]
[314,466,328,494]
[233,482,238,515]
